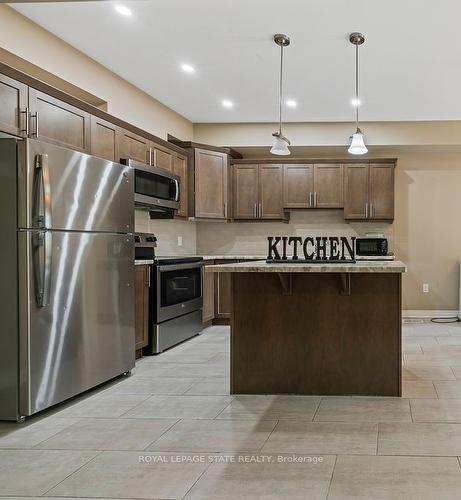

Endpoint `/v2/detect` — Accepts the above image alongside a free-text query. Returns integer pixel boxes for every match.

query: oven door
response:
[156,262,203,322]
[133,163,180,211]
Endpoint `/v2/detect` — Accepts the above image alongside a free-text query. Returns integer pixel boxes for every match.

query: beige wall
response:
[0,5,193,141]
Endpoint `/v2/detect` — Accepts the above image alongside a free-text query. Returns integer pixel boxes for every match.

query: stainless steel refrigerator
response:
[0,138,135,421]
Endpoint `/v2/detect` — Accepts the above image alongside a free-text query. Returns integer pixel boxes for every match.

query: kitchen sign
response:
[267,236,356,262]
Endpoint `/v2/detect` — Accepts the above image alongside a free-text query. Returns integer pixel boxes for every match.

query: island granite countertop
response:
[205,259,407,273]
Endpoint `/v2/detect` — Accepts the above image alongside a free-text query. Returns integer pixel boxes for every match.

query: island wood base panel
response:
[231,272,402,396]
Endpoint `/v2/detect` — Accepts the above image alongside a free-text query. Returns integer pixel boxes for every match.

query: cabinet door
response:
[202,264,215,323]
[28,88,90,152]
[0,74,27,137]
[283,164,313,208]
[153,145,173,171]
[314,164,343,208]
[134,265,150,351]
[90,115,120,162]
[343,164,369,219]
[173,154,188,218]
[119,129,150,163]
[369,164,394,220]
[233,164,259,219]
[259,164,284,219]
[214,260,238,319]
[194,148,228,219]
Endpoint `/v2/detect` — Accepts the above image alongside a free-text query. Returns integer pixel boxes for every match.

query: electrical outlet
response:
[423,283,429,293]
[177,236,183,247]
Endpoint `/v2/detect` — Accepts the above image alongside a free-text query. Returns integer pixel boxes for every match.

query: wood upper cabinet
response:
[369,164,394,220]
[283,164,342,209]
[119,129,150,163]
[134,265,150,351]
[153,145,173,171]
[233,164,259,218]
[233,164,284,219]
[344,164,369,219]
[194,148,228,219]
[344,163,394,220]
[259,164,284,219]
[0,74,27,137]
[173,153,188,218]
[202,263,215,323]
[283,164,314,208]
[28,88,91,152]
[90,115,120,162]
[313,164,343,208]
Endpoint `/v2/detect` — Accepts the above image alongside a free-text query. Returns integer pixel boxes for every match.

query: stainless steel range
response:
[135,234,203,354]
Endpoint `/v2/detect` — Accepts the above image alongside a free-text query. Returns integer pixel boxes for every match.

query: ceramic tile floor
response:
[2,321,461,499]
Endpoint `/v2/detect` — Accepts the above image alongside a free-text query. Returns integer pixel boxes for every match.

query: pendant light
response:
[348,32,368,155]
[271,34,291,156]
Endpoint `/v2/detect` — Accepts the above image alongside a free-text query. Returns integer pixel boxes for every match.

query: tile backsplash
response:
[196,210,394,256]
[135,210,197,256]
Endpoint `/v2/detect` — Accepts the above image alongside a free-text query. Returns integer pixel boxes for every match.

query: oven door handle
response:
[158,262,203,272]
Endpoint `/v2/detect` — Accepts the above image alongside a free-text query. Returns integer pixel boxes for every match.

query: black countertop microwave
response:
[355,238,388,256]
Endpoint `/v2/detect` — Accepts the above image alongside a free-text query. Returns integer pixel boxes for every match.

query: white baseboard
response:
[403,310,459,319]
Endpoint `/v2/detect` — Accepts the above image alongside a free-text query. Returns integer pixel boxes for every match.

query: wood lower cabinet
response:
[233,164,285,220]
[28,88,91,152]
[0,74,27,137]
[90,116,120,162]
[173,153,188,218]
[344,163,394,220]
[214,259,238,319]
[119,130,150,163]
[135,265,150,351]
[194,148,228,219]
[283,164,314,208]
[202,262,215,323]
[233,164,259,218]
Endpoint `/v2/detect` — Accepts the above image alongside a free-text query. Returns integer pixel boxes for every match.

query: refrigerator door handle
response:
[33,231,52,307]
[33,154,52,229]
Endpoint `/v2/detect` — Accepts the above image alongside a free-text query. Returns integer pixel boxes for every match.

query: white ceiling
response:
[11,0,461,123]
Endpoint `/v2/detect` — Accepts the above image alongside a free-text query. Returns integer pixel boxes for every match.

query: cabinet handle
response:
[31,111,39,138]
[253,203,256,218]
[365,202,368,218]
[20,107,29,136]
[314,192,318,207]
[147,147,153,166]
[259,203,262,218]
[309,192,312,207]
[370,203,373,218]
[145,269,151,287]
[224,202,227,217]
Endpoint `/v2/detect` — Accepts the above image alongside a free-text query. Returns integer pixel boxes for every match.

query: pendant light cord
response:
[278,44,284,135]
[355,42,359,131]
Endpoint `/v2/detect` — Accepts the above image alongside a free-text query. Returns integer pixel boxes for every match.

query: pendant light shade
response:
[348,32,367,155]
[348,129,368,155]
[271,132,291,155]
[271,34,291,156]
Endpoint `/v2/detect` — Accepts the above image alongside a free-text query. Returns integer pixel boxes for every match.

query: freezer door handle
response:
[33,154,52,229]
[33,231,52,307]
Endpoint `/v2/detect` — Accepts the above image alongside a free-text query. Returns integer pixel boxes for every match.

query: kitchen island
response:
[206,260,407,397]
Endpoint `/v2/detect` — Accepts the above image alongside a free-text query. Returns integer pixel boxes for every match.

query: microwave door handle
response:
[33,231,52,307]
[174,178,180,202]
[33,154,52,229]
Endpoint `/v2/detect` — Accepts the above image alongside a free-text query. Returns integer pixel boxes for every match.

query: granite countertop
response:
[135,260,154,265]
[202,255,266,261]
[205,260,407,273]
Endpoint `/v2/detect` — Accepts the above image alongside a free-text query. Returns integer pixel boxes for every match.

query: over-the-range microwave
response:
[121,158,180,216]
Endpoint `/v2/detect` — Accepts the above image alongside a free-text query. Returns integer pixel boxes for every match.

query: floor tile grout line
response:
[258,419,280,452]
[311,397,323,422]
[375,423,379,456]
[325,454,338,500]
[179,454,215,500]
[41,449,104,497]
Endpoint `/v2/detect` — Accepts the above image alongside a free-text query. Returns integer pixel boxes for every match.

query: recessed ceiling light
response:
[221,99,234,108]
[114,4,132,16]
[181,64,195,74]
[351,98,361,107]
[286,99,297,108]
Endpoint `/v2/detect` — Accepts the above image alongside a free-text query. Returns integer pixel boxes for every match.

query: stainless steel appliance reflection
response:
[0,138,135,421]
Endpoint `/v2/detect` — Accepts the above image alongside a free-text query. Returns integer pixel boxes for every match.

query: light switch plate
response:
[177,236,183,247]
